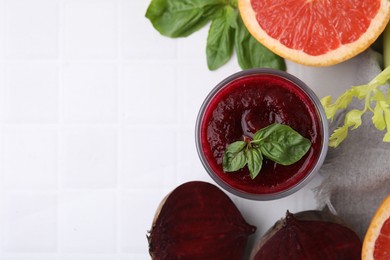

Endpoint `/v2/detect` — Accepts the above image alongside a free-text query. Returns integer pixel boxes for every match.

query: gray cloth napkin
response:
[314,49,390,239]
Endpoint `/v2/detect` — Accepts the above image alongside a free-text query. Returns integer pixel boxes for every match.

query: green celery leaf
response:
[254,123,311,165]
[222,141,247,172]
[383,108,390,142]
[206,6,237,70]
[344,109,363,130]
[321,96,339,120]
[372,102,386,131]
[235,14,285,70]
[331,89,355,110]
[351,84,371,99]
[329,125,349,147]
[373,89,387,102]
[322,65,390,147]
[369,66,390,87]
[246,148,263,179]
[383,131,390,142]
[145,0,226,37]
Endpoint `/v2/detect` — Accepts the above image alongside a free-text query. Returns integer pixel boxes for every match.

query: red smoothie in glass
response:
[196,69,328,200]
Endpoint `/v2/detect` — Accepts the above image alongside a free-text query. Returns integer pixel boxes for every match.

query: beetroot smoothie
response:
[196,69,328,200]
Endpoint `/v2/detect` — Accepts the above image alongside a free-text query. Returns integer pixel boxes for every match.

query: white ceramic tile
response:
[0,64,5,121]
[0,191,4,253]
[5,63,58,124]
[121,126,177,189]
[123,62,176,124]
[120,190,167,254]
[3,126,57,189]
[177,127,209,184]
[61,126,117,189]
[5,0,58,59]
[122,0,176,60]
[177,25,209,61]
[63,0,117,60]
[2,256,57,260]
[62,62,117,124]
[3,192,57,252]
[119,255,149,260]
[59,256,115,260]
[60,191,116,253]
[0,0,5,60]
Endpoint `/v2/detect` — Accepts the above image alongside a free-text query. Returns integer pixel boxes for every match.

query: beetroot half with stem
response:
[147,181,256,259]
[250,210,362,260]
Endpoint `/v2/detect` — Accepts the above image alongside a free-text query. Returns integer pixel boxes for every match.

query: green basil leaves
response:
[145,0,285,71]
[222,123,311,179]
[235,15,286,70]
[206,6,237,70]
[145,0,226,38]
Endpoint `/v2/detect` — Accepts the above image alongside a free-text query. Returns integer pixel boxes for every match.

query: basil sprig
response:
[145,0,286,71]
[222,123,311,179]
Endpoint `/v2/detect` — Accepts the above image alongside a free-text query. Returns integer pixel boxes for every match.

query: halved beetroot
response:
[147,181,256,259]
[250,210,362,260]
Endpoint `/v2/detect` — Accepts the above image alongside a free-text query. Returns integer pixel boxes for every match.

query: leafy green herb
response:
[321,66,390,147]
[235,14,286,70]
[206,6,237,70]
[145,0,226,38]
[145,0,285,71]
[222,141,247,172]
[222,123,311,179]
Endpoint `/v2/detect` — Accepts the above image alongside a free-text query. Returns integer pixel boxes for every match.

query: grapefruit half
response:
[362,194,390,260]
[239,0,390,66]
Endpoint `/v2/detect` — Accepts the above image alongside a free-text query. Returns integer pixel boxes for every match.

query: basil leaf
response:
[229,0,238,8]
[246,148,263,179]
[235,14,286,70]
[206,6,237,70]
[223,141,247,172]
[145,0,226,38]
[254,123,311,165]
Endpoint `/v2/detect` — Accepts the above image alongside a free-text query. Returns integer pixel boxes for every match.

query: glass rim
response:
[195,68,329,200]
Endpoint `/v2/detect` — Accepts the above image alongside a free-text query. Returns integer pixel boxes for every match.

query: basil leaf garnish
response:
[255,123,311,165]
[222,123,311,179]
[246,148,263,179]
[206,6,237,70]
[235,14,286,70]
[222,141,247,172]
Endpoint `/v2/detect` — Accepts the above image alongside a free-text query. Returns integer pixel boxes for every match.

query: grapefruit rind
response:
[362,195,390,260]
[238,0,390,67]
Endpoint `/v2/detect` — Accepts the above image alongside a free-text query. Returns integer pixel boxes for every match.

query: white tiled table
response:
[0,0,365,259]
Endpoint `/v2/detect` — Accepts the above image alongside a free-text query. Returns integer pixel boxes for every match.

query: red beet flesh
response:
[251,210,362,260]
[148,181,256,259]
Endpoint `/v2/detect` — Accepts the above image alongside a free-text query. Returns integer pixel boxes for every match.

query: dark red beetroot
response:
[250,210,362,260]
[147,181,256,259]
